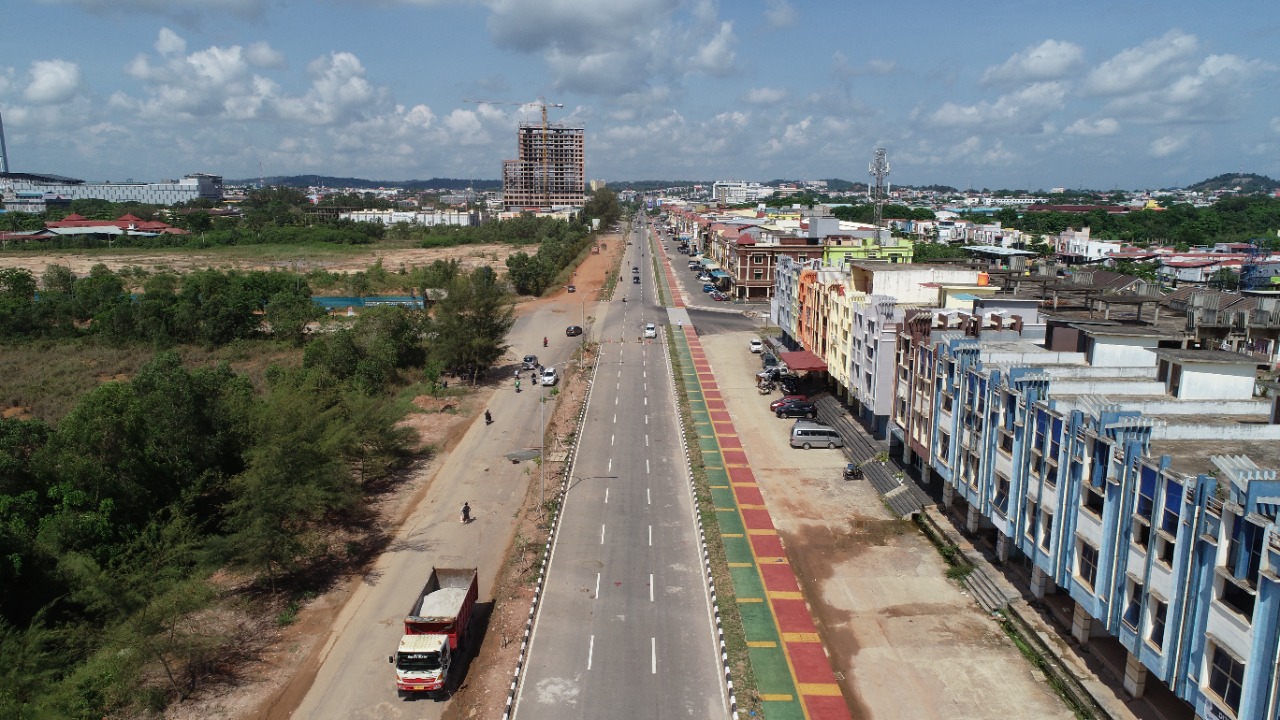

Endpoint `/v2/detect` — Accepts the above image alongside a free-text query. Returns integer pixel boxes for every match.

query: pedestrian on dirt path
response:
[515,378,521,392]
[461,502,471,524]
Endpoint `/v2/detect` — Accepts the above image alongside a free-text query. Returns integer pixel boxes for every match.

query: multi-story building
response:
[502,122,584,210]
[1,171,223,207]
[339,209,479,226]
[712,181,774,205]
[891,317,1280,720]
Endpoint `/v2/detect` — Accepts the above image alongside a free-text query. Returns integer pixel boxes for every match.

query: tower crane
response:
[465,97,563,204]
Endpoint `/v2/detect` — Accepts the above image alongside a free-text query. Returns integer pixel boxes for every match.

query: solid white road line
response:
[651,638,657,674]
[588,635,595,670]
[648,525,652,546]
[647,488,651,505]
[604,488,609,504]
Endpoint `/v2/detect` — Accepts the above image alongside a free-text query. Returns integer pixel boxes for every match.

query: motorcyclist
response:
[484,410,493,425]
[543,336,548,347]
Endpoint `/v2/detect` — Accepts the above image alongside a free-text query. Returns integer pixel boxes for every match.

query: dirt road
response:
[696,331,1071,720]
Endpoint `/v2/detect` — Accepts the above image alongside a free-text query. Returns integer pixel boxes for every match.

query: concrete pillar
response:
[1029,565,1051,600]
[1123,651,1148,699]
[995,533,1011,563]
[902,443,915,466]
[965,505,981,533]
[942,482,955,509]
[1071,602,1094,646]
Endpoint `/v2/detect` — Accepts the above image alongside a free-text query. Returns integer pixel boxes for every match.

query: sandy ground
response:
[698,332,1073,720]
[154,235,625,720]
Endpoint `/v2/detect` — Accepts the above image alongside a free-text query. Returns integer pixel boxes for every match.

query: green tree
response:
[433,267,515,384]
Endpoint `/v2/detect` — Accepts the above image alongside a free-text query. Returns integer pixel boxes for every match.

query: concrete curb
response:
[667,327,739,719]
[501,350,603,720]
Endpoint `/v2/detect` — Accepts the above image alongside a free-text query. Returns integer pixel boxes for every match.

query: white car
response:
[540,367,559,386]
[749,339,764,353]
[643,323,658,339]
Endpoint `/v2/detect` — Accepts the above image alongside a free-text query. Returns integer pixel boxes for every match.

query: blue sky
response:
[1,0,1277,190]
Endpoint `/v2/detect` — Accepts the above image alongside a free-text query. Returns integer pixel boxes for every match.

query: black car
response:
[632,275,640,284]
[775,400,817,419]
[565,325,583,337]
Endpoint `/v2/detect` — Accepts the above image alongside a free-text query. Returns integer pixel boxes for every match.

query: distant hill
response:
[1185,173,1279,194]
[229,175,502,191]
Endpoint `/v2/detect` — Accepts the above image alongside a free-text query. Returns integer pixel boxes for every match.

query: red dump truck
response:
[388,567,478,698]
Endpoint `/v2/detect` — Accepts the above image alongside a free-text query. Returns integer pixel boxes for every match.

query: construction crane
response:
[465,97,563,205]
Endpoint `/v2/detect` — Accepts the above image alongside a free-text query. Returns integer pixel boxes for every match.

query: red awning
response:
[778,350,827,372]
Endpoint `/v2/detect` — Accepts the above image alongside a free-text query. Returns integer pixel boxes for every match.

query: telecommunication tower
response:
[868,147,889,244]
[0,106,10,174]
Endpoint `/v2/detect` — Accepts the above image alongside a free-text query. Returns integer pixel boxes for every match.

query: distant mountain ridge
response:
[229,175,502,191]
[1184,173,1279,194]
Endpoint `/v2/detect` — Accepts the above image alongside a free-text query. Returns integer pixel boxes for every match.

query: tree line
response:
[0,265,515,717]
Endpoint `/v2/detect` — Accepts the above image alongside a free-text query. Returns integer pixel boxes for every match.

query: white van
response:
[790,421,843,449]
[643,323,657,338]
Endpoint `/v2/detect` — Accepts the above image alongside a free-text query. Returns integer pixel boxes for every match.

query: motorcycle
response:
[843,463,863,481]
[543,337,548,348]
[484,410,493,425]
[758,381,775,394]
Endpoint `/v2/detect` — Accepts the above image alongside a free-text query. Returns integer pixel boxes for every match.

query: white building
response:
[1,172,222,206]
[712,181,775,205]
[339,209,479,227]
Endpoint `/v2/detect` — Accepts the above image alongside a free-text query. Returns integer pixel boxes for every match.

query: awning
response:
[778,350,827,372]
[710,270,731,279]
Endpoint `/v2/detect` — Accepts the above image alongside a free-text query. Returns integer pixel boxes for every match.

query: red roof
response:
[778,350,828,372]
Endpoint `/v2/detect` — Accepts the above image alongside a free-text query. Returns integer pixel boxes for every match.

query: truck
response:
[388,567,479,698]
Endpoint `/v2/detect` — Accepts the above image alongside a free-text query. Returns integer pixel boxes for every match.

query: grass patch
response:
[666,325,762,718]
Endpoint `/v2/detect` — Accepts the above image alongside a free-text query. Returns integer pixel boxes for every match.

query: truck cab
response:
[390,633,451,696]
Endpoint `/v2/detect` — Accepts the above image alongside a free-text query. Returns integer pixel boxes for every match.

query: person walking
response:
[460,502,471,524]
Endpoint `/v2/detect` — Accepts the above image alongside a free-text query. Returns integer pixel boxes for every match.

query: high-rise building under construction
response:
[502,122,584,210]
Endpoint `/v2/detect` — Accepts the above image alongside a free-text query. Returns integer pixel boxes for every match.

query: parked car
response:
[761,352,779,368]
[522,354,539,370]
[540,367,559,386]
[702,284,715,293]
[749,338,764,353]
[567,284,576,293]
[775,400,818,419]
[790,421,843,449]
[779,375,802,394]
[565,325,583,337]
[643,323,657,338]
[769,394,807,411]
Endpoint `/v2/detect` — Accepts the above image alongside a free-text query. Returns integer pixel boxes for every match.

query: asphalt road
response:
[288,276,595,719]
[512,221,728,718]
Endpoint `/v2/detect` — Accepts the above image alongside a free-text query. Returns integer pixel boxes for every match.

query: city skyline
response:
[1,1,1277,190]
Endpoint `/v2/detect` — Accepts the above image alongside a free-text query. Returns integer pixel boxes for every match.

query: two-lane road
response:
[512,221,728,718]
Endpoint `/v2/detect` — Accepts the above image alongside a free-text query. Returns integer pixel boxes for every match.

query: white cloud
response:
[1064,117,1120,136]
[745,87,787,104]
[1085,29,1198,96]
[983,39,1084,84]
[24,60,82,105]
[1150,133,1190,158]
[763,0,796,28]
[246,42,285,68]
[1103,53,1271,125]
[930,82,1066,131]
[691,21,737,76]
[832,51,896,78]
[155,28,186,56]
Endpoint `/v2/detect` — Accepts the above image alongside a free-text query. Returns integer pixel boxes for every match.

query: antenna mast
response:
[0,106,10,174]
[869,147,889,245]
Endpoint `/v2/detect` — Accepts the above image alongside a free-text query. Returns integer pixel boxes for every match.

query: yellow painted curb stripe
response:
[738,504,766,509]
[760,694,795,702]
[728,562,753,568]
[737,597,764,603]
[767,591,805,600]
[782,632,822,642]
[796,683,844,696]
[709,484,730,489]
[747,529,778,536]
[747,641,778,648]
[722,533,744,538]
[755,556,788,564]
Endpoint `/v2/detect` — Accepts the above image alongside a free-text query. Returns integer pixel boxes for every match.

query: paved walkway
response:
[651,221,850,720]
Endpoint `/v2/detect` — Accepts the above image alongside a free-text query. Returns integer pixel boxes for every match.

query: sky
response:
[1,0,1278,191]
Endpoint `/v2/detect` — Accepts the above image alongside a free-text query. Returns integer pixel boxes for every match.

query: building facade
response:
[1,172,223,207]
[502,123,585,210]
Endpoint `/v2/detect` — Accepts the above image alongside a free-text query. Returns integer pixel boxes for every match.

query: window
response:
[752,254,765,264]
[1219,577,1256,623]
[1157,534,1176,566]
[753,270,764,280]
[1136,469,1156,520]
[1083,485,1105,517]
[1040,513,1053,551]
[1132,520,1151,552]
[1207,645,1244,714]
[1161,481,1183,534]
[1122,579,1144,629]
[1077,540,1099,590]
[1226,515,1264,586]
[993,475,1010,515]
[1025,500,1038,540]
[1148,599,1168,650]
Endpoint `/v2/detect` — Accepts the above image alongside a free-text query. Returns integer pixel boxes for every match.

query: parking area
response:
[697,329,1075,720]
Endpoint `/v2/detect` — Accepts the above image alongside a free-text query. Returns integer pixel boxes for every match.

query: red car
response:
[769,394,807,411]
